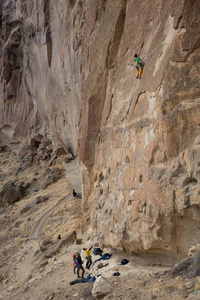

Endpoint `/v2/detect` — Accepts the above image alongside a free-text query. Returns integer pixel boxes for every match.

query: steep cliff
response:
[79,0,200,257]
[0,0,83,155]
[0,0,200,258]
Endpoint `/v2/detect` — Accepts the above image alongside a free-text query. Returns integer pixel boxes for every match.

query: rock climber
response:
[57,234,61,240]
[76,252,85,278]
[83,245,93,270]
[134,53,143,79]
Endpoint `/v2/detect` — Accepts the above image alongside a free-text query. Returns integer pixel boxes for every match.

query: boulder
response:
[76,238,82,245]
[41,137,52,148]
[33,134,43,142]
[44,233,76,258]
[92,276,113,299]
[42,167,62,189]
[3,186,22,205]
[18,181,30,196]
[35,195,49,204]
[43,174,60,189]
[53,147,66,156]
[0,181,16,197]
[19,145,37,157]
[30,138,36,147]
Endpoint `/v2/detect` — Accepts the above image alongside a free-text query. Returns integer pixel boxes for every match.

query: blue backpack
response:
[121,259,129,265]
[86,274,95,282]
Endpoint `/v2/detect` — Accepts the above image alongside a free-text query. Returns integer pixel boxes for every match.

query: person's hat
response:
[72,254,76,258]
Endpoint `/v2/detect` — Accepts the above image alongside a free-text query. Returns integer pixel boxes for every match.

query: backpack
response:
[102,253,112,260]
[97,263,104,269]
[73,259,78,268]
[86,274,96,282]
[93,247,102,255]
[121,259,129,265]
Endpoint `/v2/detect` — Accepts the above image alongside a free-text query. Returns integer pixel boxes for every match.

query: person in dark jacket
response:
[72,254,78,274]
[73,189,77,197]
[76,253,85,278]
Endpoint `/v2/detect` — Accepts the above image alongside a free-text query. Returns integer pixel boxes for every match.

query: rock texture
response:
[44,232,76,258]
[0,0,200,258]
[79,0,200,258]
[0,0,82,156]
[92,276,112,299]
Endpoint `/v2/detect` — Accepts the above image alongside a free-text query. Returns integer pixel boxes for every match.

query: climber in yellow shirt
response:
[83,245,93,269]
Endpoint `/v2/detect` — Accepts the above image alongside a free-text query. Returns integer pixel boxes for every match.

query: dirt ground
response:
[1,240,200,300]
[1,145,200,300]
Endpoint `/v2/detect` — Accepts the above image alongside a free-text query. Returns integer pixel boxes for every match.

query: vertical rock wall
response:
[0,0,200,257]
[0,0,83,155]
[79,0,200,257]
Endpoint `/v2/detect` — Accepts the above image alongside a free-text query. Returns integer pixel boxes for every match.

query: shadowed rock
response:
[3,186,22,205]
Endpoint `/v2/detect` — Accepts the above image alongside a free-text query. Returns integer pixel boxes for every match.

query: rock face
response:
[0,0,200,258]
[0,0,82,155]
[79,0,200,257]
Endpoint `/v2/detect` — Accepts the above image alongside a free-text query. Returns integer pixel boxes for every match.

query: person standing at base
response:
[72,254,78,274]
[83,246,93,270]
[76,253,85,278]
[134,53,143,79]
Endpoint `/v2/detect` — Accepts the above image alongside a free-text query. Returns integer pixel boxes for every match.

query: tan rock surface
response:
[1,143,200,300]
[79,0,200,257]
[0,0,200,260]
[0,0,83,156]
